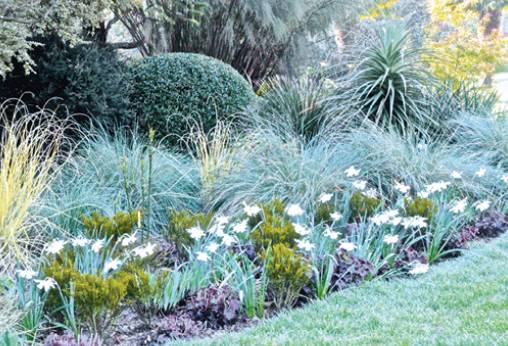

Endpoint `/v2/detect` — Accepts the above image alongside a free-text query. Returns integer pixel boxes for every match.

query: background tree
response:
[427,0,508,86]
[0,0,129,78]
[112,0,354,84]
[449,0,508,84]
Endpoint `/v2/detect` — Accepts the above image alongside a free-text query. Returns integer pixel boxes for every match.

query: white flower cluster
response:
[243,202,261,217]
[16,269,58,292]
[188,213,246,263]
[450,198,468,214]
[371,209,427,229]
[401,216,428,229]
[418,181,451,198]
[383,234,399,245]
[394,181,410,194]
[371,209,402,226]
[286,204,304,217]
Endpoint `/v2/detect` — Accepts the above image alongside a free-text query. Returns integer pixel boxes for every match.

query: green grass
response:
[170,233,508,345]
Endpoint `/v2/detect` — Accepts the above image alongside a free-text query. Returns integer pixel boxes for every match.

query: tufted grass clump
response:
[340,125,503,200]
[0,100,71,274]
[39,130,201,235]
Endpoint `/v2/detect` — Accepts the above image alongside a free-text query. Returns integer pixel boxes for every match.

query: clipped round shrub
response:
[128,53,255,144]
[0,35,133,127]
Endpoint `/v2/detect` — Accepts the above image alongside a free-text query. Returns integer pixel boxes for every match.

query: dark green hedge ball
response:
[128,53,255,144]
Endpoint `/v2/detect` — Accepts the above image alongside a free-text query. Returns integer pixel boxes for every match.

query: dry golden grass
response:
[0,100,69,275]
[186,121,236,202]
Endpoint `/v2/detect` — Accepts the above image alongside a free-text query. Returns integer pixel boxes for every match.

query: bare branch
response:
[0,16,31,25]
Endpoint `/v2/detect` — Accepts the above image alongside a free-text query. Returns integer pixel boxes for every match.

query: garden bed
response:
[1,2,508,344]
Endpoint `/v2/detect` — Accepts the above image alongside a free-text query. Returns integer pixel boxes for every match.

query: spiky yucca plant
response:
[338,29,435,132]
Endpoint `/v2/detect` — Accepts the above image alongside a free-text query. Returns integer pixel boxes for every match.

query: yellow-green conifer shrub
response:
[404,197,435,220]
[315,202,334,225]
[166,210,214,255]
[114,263,152,303]
[249,200,300,253]
[44,260,151,336]
[265,244,311,309]
[350,192,381,218]
[81,210,139,239]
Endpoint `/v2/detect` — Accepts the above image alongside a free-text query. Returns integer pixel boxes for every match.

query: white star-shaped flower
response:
[474,200,491,212]
[292,223,310,236]
[502,174,508,184]
[232,219,249,233]
[221,234,236,247]
[345,166,360,177]
[383,234,399,245]
[330,212,342,221]
[120,233,137,247]
[296,239,315,251]
[207,242,219,253]
[286,204,304,217]
[196,251,210,262]
[323,227,339,240]
[319,193,333,203]
[104,258,122,273]
[394,181,410,194]
[16,269,37,280]
[187,226,205,240]
[475,167,486,178]
[34,278,57,292]
[339,242,356,252]
[450,171,463,179]
[71,237,90,247]
[352,180,367,191]
[402,216,428,229]
[451,198,468,214]
[132,243,156,258]
[91,239,105,253]
[243,202,261,217]
[371,209,399,226]
[46,240,66,255]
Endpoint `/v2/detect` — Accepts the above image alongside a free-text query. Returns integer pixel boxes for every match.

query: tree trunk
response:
[481,9,502,86]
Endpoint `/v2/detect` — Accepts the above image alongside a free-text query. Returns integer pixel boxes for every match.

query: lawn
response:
[172,234,508,346]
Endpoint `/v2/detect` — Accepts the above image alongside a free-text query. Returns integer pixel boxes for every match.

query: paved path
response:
[493,73,508,110]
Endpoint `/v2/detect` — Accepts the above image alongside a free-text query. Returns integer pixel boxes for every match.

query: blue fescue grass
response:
[39,129,201,236]
[207,121,507,213]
